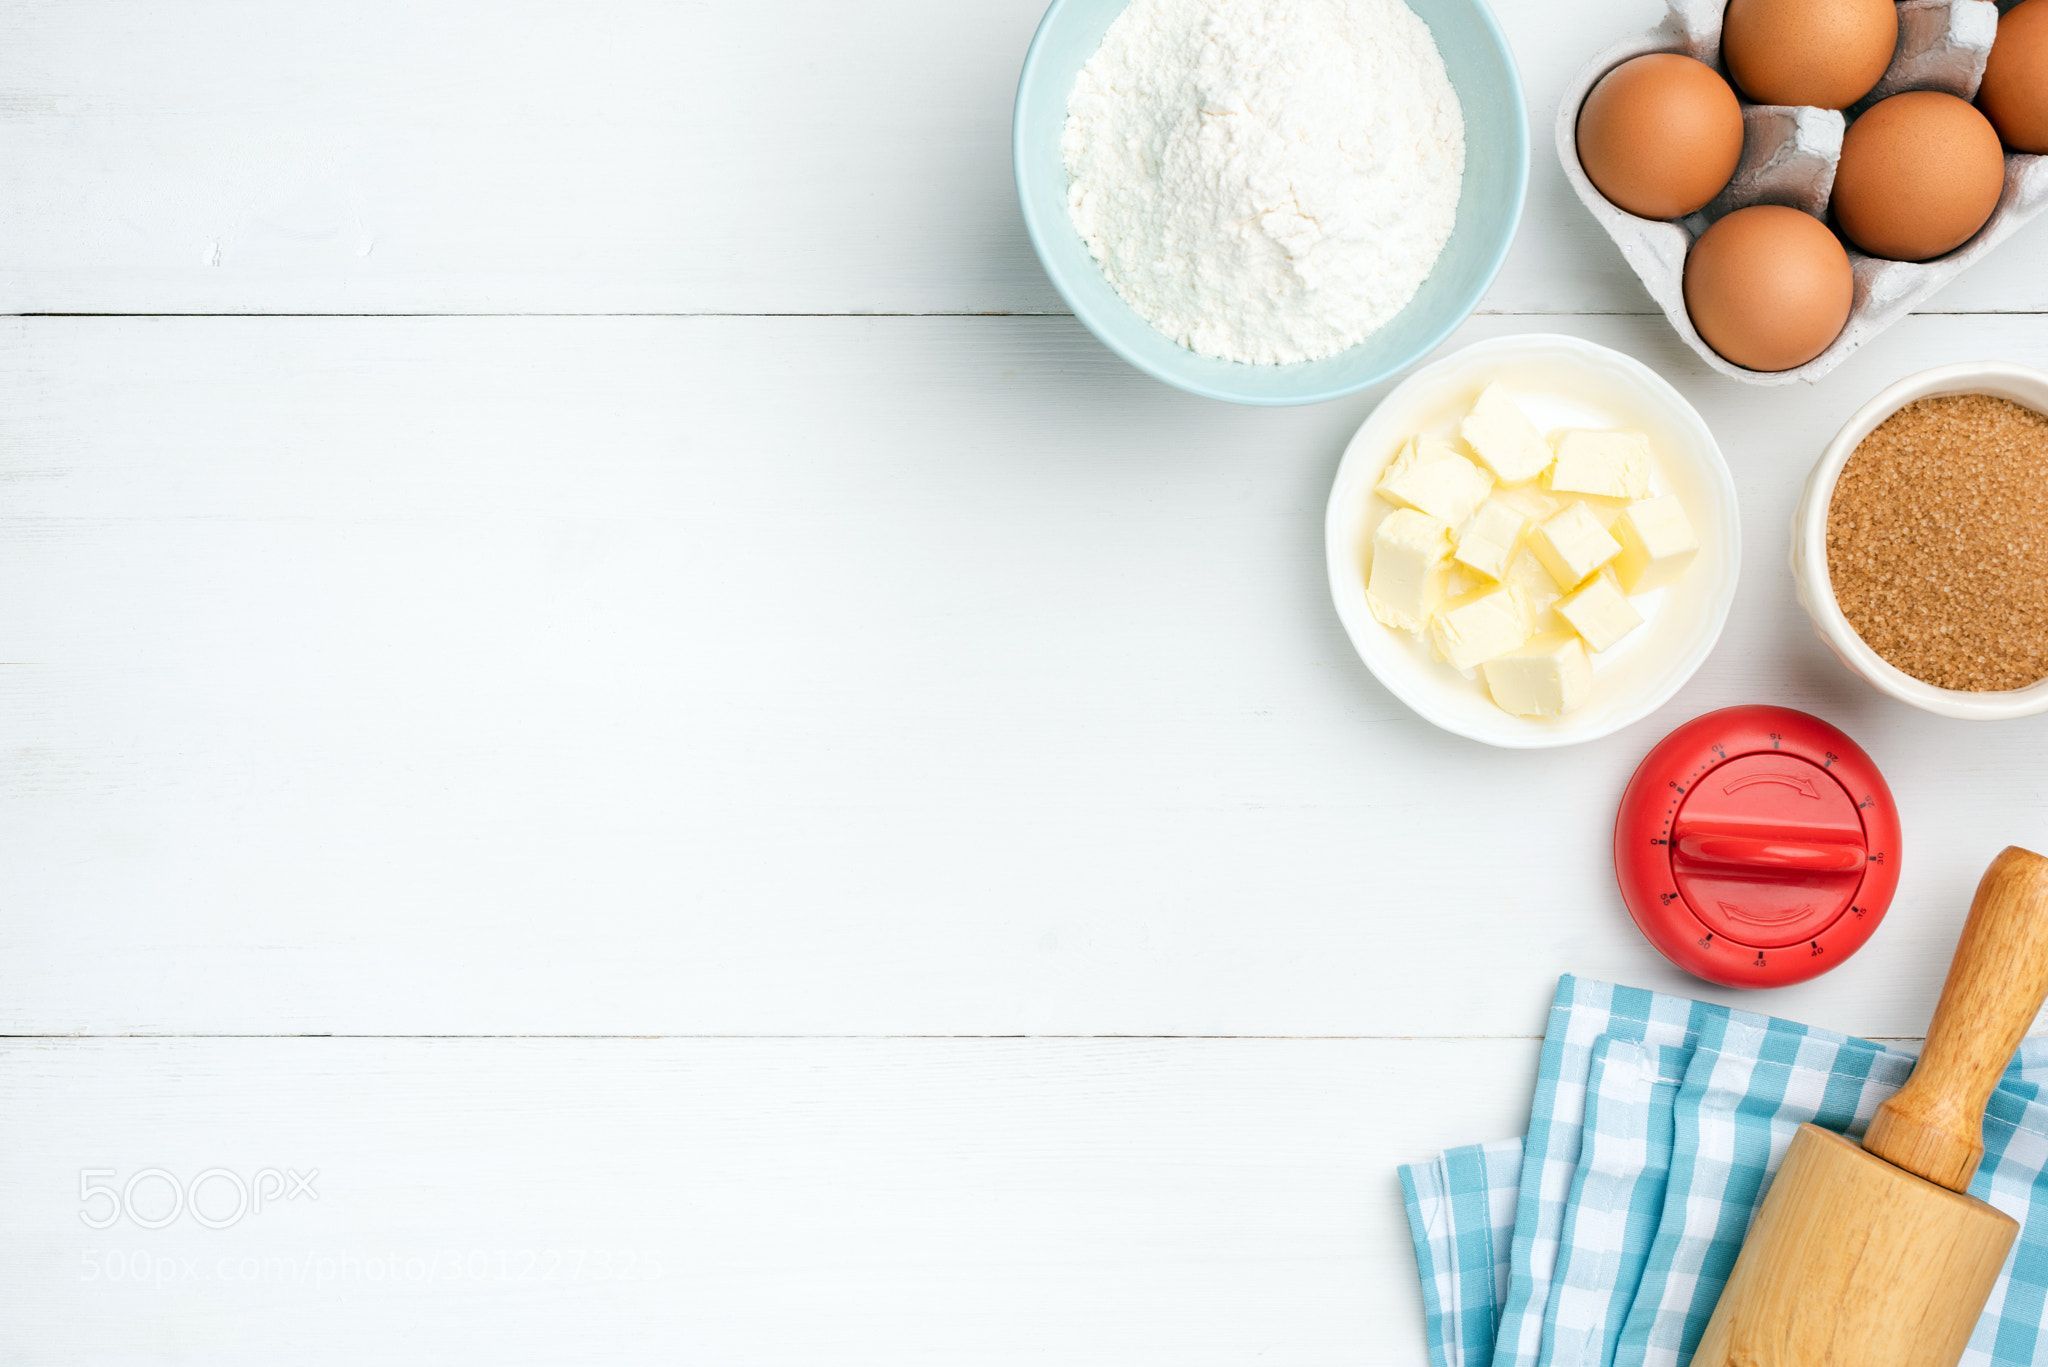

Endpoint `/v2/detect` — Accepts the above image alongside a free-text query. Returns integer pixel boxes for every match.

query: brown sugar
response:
[1827,393,2048,692]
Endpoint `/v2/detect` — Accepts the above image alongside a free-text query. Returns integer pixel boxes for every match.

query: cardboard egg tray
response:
[1558,0,2048,385]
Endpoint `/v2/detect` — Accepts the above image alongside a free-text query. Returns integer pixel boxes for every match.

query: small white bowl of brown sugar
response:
[1795,363,2048,721]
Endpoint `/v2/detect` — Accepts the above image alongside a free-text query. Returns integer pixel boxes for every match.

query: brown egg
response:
[1980,0,2048,154]
[1722,0,1898,109]
[1833,91,2006,262]
[1684,206,1853,372]
[1576,55,1745,220]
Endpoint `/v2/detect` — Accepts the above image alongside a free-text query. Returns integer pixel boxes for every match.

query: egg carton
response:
[1558,0,2048,386]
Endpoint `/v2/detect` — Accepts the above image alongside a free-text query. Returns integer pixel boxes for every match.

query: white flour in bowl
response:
[1062,0,1466,367]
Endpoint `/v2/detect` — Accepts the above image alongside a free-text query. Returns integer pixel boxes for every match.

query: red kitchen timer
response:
[1614,706,1901,989]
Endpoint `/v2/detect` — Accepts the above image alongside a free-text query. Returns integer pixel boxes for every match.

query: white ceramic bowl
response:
[1325,334,1741,748]
[1792,362,2048,721]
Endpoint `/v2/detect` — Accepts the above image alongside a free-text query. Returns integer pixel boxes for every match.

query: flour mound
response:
[1062,0,1467,367]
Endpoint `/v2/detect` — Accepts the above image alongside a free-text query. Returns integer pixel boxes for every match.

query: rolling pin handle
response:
[1866,847,2048,1192]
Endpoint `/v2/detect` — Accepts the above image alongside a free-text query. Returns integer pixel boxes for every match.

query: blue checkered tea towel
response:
[1402,1138,1522,1366]
[1490,978,1778,1367]
[1617,1013,2048,1367]
[1400,977,2048,1367]
[1540,1038,1687,1367]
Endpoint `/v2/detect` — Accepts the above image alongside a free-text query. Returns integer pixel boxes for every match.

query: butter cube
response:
[1460,384,1554,485]
[1529,503,1622,589]
[1444,564,1489,600]
[1377,435,1493,527]
[1483,633,1593,718]
[1557,572,1644,652]
[1431,585,1531,672]
[1367,509,1452,633]
[1611,494,1700,593]
[1549,430,1653,501]
[1493,483,1560,524]
[1505,550,1564,623]
[1452,499,1528,581]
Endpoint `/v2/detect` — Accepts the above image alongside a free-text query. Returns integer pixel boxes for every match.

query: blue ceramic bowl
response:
[1013,0,1529,406]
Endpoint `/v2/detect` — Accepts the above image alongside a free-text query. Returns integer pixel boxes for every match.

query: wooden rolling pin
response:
[1695,846,2048,1367]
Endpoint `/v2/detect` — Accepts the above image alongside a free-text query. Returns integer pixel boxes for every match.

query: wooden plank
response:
[0,1035,1535,1366]
[2,0,2042,316]
[3,311,2046,1038]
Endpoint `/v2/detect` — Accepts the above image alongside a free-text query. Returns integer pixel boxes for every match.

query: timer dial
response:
[1615,706,1900,988]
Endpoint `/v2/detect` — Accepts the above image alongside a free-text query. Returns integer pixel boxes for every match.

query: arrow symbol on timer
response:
[1721,772,1821,799]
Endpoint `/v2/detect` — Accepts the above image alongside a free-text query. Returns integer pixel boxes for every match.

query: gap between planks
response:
[8,310,2048,321]
[0,1032,1932,1043]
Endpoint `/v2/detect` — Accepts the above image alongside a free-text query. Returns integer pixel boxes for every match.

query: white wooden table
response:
[4,1,2047,1361]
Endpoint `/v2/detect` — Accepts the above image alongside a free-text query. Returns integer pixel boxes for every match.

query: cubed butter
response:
[1431,585,1531,672]
[1366,509,1452,633]
[1483,633,1593,718]
[1548,430,1653,501]
[1557,573,1644,652]
[1529,503,1622,589]
[1377,435,1493,527]
[1504,550,1564,623]
[1586,500,1627,531]
[1460,384,1554,485]
[1452,498,1528,581]
[1493,483,1560,524]
[1444,564,1489,600]
[1611,494,1700,593]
